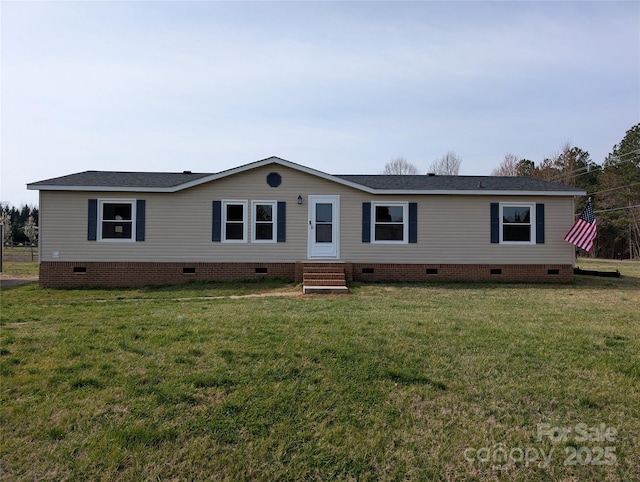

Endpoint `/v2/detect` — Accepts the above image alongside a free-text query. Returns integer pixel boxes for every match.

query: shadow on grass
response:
[349,273,640,293]
[0,279,39,291]
[27,277,299,296]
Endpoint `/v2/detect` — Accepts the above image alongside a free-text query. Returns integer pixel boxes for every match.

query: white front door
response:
[308,195,339,259]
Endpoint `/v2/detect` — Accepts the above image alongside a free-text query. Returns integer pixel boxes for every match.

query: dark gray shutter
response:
[408,202,418,243]
[277,202,286,242]
[212,201,222,242]
[536,203,545,244]
[88,199,98,241]
[136,200,146,241]
[362,202,371,243]
[490,203,500,243]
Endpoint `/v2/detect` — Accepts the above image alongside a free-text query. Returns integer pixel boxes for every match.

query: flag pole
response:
[587,196,592,259]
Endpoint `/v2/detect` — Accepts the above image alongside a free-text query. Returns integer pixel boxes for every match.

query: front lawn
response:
[1,260,639,480]
[1,246,38,278]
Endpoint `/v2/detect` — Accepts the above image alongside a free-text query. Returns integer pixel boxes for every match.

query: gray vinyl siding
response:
[40,165,343,263]
[346,195,575,264]
[39,164,576,265]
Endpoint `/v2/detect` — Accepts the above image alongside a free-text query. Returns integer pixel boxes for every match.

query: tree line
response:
[384,123,640,259]
[491,124,640,259]
[3,124,638,259]
[1,203,39,246]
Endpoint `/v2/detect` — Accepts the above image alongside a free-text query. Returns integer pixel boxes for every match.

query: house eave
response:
[179,156,375,193]
[27,185,183,193]
[26,157,374,194]
[26,156,587,197]
[27,184,586,197]
[365,189,587,196]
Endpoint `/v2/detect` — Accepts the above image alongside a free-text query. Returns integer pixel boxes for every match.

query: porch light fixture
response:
[297,195,303,205]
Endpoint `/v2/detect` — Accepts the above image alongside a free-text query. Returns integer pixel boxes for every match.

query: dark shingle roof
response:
[27,157,585,195]
[335,175,584,192]
[27,170,211,189]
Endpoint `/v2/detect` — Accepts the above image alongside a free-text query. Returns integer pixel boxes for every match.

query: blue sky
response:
[2,1,639,206]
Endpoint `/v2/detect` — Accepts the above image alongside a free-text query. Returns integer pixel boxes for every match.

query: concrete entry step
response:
[303,285,349,295]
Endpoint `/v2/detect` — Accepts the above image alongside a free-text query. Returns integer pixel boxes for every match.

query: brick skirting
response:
[39,261,573,288]
[39,262,297,288]
[351,263,573,283]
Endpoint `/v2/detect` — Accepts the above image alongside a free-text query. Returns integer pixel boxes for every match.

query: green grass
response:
[1,246,39,277]
[1,260,639,481]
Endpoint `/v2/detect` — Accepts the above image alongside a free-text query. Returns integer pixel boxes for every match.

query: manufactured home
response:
[27,156,585,289]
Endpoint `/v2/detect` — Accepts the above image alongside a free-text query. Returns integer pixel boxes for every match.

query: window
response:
[99,200,135,241]
[252,201,277,242]
[500,203,535,244]
[373,203,408,243]
[315,202,334,243]
[213,200,285,243]
[491,202,544,245]
[222,200,247,242]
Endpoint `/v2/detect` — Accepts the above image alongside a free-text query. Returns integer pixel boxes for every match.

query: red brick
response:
[40,261,573,288]
[39,262,295,288]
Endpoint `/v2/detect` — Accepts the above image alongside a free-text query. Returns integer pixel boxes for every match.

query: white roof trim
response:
[192,157,373,193]
[27,157,372,194]
[352,189,586,196]
[27,185,182,193]
[28,186,586,197]
[27,156,586,196]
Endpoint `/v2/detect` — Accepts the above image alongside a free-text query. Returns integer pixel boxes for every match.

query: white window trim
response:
[371,202,409,244]
[251,200,277,243]
[222,200,248,243]
[98,199,136,242]
[499,202,536,245]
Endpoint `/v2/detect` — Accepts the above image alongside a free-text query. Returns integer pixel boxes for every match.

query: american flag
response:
[564,199,597,252]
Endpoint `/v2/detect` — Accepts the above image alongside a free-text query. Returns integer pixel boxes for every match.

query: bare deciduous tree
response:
[23,216,38,244]
[0,212,11,246]
[382,157,419,175]
[429,151,462,175]
[492,153,520,176]
[536,141,592,185]
[23,216,38,260]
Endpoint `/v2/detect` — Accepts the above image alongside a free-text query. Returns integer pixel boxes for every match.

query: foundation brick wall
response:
[40,261,573,287]
[351,263,574,283]
[39,262,296,288]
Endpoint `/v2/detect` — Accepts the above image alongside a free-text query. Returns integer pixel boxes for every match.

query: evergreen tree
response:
[598,124,640,258]
[0,203,39,245]
[487,124,640,259]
